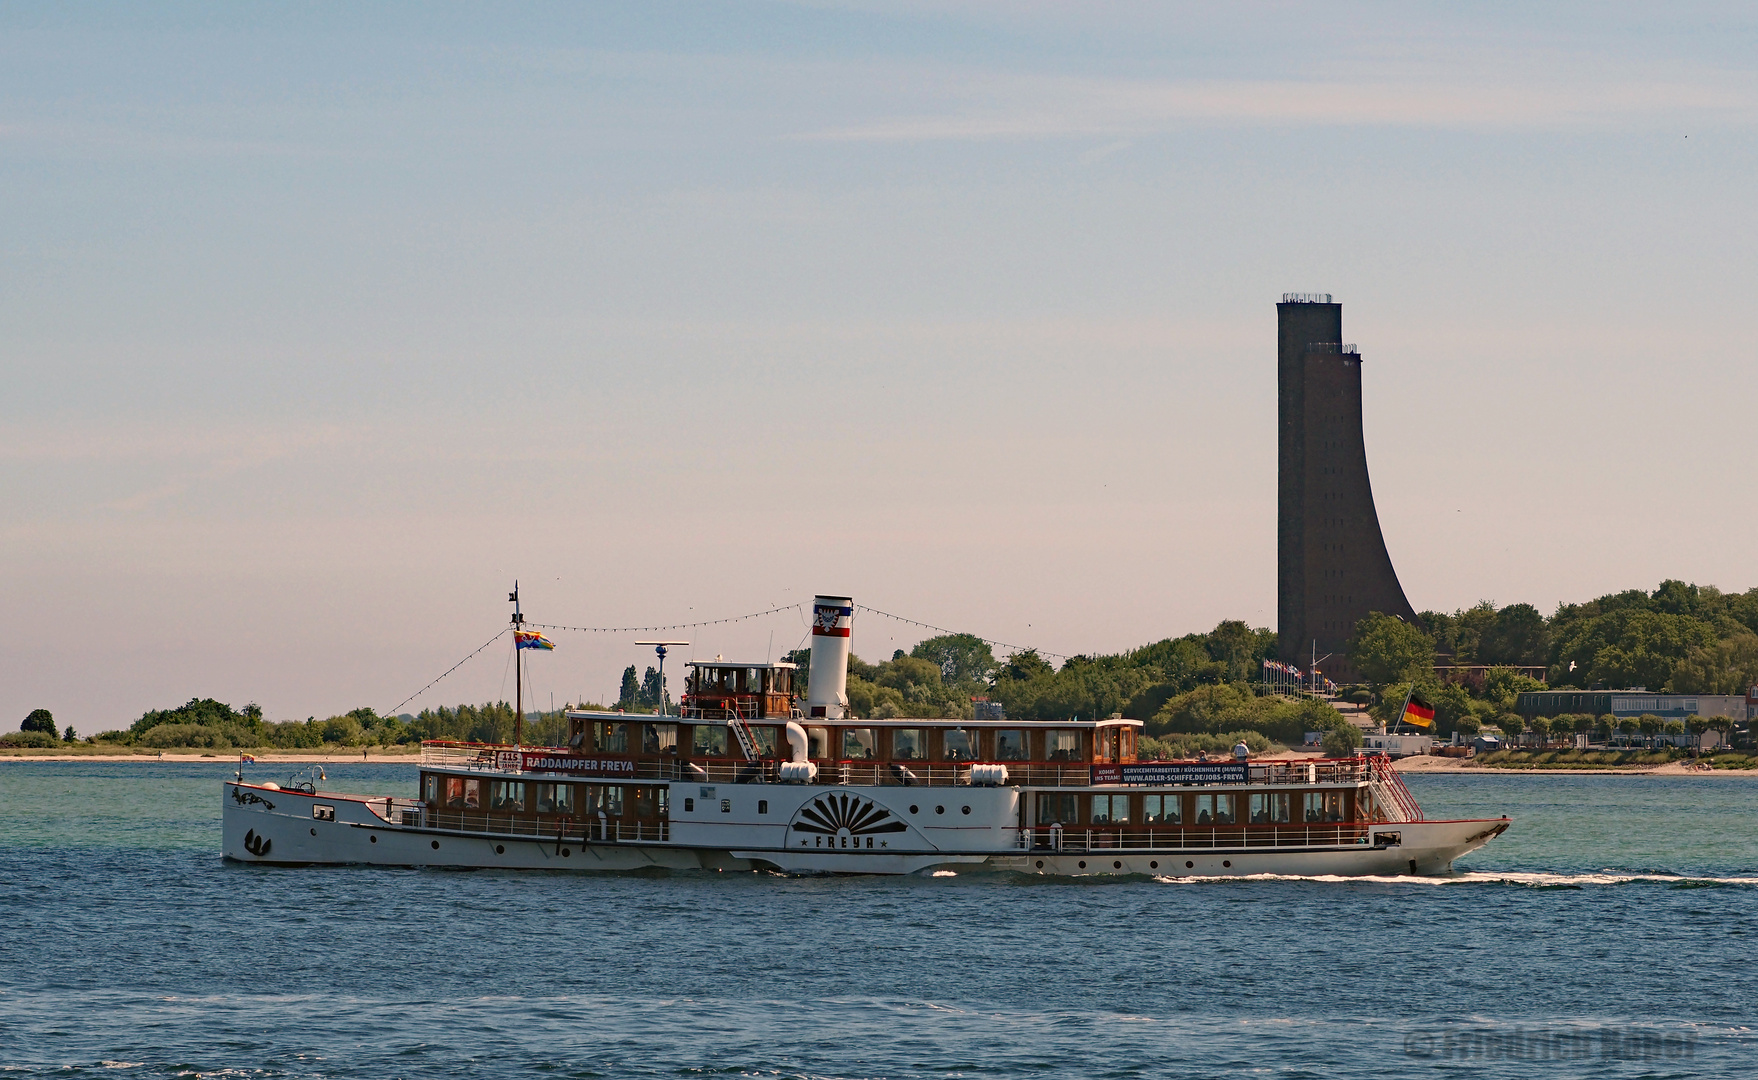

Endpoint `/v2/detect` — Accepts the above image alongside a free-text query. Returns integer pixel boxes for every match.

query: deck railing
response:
[421,811,668,844]
[1021,824,1374,851]
[420,741,1388,791]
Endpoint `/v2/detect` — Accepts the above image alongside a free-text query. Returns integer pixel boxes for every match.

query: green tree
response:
[1482,603,1549,666]
[997,649,1053,682]
[617,666,640,708]
[1498,713,1526,743]
[1528,715,1552,745]
[1669,631,1758,694]
[1482,667,1546,711]
[22,708,55,734]
[1350,613,1435,689]
[1321,724,1362,757]
[1637,714,1662,745]
[62,725,77,742]
[910,634,997,688]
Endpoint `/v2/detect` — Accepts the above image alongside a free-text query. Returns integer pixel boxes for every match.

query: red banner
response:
[519,752,638,776]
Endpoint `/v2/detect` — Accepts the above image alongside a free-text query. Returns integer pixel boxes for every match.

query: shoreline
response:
[0,747,422,764]
[3,746,1752,774]
[1393,755,1756,776]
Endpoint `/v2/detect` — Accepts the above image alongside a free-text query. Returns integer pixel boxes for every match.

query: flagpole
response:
[511,582,524,748]
[1393,682,1414,735]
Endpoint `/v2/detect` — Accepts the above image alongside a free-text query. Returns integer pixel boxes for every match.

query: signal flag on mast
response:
[515,630,556,651]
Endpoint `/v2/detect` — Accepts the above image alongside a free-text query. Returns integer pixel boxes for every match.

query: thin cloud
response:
[796,70,1756,141]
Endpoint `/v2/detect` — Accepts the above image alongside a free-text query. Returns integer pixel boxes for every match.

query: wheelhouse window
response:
[1038,793,1077,824]
[1305,792,1345,822]
[806,726,831,758]
[892,728,924,761]
[490,781,526,812]
[1090,794,1129,824]
[536,783,574,815]
[996,729,1029,760]
[843,728,875,760]
[642,723,678,754]
[1195,793,1234,825]
[1143,794,1182,825]
[424,775,438,802]
[1095,727,1122,763]
[693,724,729,757]
[1249,792,1290,824]
[942,727,976,762]
[1046,729,1082,762]
[634,787,663,817]
[596,722,629,754]
[446,777,480,809]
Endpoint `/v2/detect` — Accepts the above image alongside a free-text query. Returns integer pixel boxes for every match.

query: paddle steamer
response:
[224,594,1508,876]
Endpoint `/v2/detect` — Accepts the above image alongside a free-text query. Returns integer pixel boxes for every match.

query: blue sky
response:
[5,2,1757,730]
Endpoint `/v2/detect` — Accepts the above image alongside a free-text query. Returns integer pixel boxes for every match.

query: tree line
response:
[1350,579,1758,740]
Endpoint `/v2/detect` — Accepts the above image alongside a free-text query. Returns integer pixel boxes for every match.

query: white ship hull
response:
[223,781,1506,877]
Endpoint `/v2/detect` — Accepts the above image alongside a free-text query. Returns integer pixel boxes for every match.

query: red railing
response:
[1368,757,1424,822]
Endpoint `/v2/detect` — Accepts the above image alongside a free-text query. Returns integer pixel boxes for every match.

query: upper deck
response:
[418,712,1413,805]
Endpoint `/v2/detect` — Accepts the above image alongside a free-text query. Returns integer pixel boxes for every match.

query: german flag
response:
[1402,691,1435,728]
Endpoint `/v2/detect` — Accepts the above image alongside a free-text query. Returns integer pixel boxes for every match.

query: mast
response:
[510,582,524,747]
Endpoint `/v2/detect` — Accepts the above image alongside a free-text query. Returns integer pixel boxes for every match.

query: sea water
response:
[1,761,1754,1078]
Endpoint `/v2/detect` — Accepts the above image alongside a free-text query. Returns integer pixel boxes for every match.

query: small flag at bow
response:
[515,630,555,651]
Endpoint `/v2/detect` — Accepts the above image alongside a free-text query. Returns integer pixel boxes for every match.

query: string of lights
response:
[383,628,509,717]
[855,605,1068,661]
[527,602,805,636]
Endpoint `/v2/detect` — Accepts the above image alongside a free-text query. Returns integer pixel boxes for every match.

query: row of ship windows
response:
[588,721,1111,763]
[425,775,665,817]
[1037,791,1348,826]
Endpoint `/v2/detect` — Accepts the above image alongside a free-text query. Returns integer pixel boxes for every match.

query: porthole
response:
[961,806,971,815]
[935,805,945,815]
[369,835,377,844]
[1150,861,1159,869]
[1223,860,1232,868]
[1113,861,1122,870]
[1078,860,1087,869]
[909,805,919,814]
[432,840,440,850]
[1186,861,1194,869]
[562,848,571,857]
[495,844,505,855]
[1035,860,1044,869]
[310,828,316,836]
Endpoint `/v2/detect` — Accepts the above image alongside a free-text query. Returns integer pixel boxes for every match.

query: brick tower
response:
[1277,294,1417,684]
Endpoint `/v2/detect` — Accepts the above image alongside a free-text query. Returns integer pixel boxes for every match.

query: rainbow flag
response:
[515,630,555,651]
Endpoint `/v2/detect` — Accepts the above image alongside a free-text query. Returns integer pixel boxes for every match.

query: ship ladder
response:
[1368,757,1424,822]
[726,701,761,762]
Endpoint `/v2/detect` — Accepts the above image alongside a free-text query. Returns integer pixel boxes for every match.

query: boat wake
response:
[1148,870,1758,888]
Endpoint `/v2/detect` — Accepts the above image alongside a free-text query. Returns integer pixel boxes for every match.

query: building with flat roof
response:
[1515,690,1750,722]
